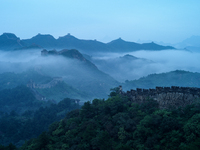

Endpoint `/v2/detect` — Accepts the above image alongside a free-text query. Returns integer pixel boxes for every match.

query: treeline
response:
[18,91,200,150]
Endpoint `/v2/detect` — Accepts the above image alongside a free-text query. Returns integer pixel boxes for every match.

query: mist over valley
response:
[0,33,200,100]
[0,32,200,149]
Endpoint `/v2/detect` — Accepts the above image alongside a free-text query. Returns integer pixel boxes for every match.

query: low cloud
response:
[90,50,200,82]
[0,49,200,83]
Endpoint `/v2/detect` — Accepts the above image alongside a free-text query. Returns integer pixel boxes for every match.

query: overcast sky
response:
[0,0,200,43]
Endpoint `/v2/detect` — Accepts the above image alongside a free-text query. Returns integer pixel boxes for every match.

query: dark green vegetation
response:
[18,90,200,150]
[124,70,200,90]
[0,33,175,52]
[36,82,88,102]
[0,85,43,114]
[0,70,52,90]
[0,70,88,102]
[0,91,80,147]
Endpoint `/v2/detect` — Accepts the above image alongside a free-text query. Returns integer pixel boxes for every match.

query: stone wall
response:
[27,77,63,89]
[120,86,200,109]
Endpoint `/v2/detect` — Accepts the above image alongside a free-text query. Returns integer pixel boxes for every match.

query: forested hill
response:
[124,70,200,90]
[18,90,200,150]
[0,70,88,102]
[0,94,80,147]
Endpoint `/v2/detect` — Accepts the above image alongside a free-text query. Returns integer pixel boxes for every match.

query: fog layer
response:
[0,49,200,83]
[90,50,200,82]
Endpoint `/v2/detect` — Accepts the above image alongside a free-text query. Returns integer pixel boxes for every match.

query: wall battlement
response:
[120,86,200,109]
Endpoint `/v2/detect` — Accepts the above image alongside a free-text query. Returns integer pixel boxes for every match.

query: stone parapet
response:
[121,86,200,109]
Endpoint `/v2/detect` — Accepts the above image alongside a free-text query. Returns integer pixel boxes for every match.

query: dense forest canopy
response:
[0,89,197,150]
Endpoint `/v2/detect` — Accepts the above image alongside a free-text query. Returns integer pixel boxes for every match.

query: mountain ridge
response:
[0,33,175,52]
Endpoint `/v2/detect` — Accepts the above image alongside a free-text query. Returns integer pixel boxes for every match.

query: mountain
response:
[0,33,25,50]
[56,34,109,52]
[22,33,57,48]
[19,90,200,150]
[184,46,200,53]
[40,49,119,98]
[175,36,200,49]
[0,70,88,102]
[87,54,154,82]
[124,70,200,90]
[14,43,42,50]
[107,38,174,52]
[0,33,175,52]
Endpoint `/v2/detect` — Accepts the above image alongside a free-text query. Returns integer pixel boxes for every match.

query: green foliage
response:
[0,85,41,114]
[0,97,80,147]
[184,113,200,143]
[124,70,200,89]
[8,92,200,149]
[36,82,89,102]
[0,143,17,150]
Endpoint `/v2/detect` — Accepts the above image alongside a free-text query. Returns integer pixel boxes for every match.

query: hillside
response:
[0,96,80,147]
[0,85,43,114]
[22,34,57,48]
[0,33,175,52]
[87,54,154,82]
[0,33,26,50]
[107,38,174,52]
[19,90,200,150]
[0,48,119,100]
[40,49,119,99]
[124,70,200,90]
[0,70,88,102]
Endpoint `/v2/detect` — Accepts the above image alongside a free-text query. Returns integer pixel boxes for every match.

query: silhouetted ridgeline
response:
[0,33,175,51]
[120,86,200,109]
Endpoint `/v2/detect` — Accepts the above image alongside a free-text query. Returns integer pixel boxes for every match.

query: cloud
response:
[0,49,200,84]
[90,50,200,82]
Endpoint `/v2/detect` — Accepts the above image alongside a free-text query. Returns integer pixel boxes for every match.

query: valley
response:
[0,33,200,149]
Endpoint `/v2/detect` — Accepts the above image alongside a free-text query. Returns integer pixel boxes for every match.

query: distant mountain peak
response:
[59,33,78,40]
[115,37,125,42]
[0,32,175,51]
[32,33,56,40]
[0,33,19,40]
[122,54,138,59]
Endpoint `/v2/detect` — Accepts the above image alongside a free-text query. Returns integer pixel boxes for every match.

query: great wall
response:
[119,86,200,109]
[26,77,62,101]
[27,77,63,89]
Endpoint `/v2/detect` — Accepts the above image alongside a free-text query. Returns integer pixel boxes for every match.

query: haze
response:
[1,1,200,44]
[1,49,200,82]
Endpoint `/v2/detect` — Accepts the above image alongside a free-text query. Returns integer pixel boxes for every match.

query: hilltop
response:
[124,70,200,90]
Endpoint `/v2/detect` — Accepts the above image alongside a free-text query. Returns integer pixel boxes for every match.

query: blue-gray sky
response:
[1,0,200,43]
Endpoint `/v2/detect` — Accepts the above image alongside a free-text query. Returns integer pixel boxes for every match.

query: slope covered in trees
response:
[19,90,200,150]
[0,70,88,102]
[0,97,80,147]
[124,70,200,90]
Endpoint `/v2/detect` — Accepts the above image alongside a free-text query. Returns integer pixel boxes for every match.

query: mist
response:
[0,49,118,99]
[89,49,200,82]
[1,49,200,84]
